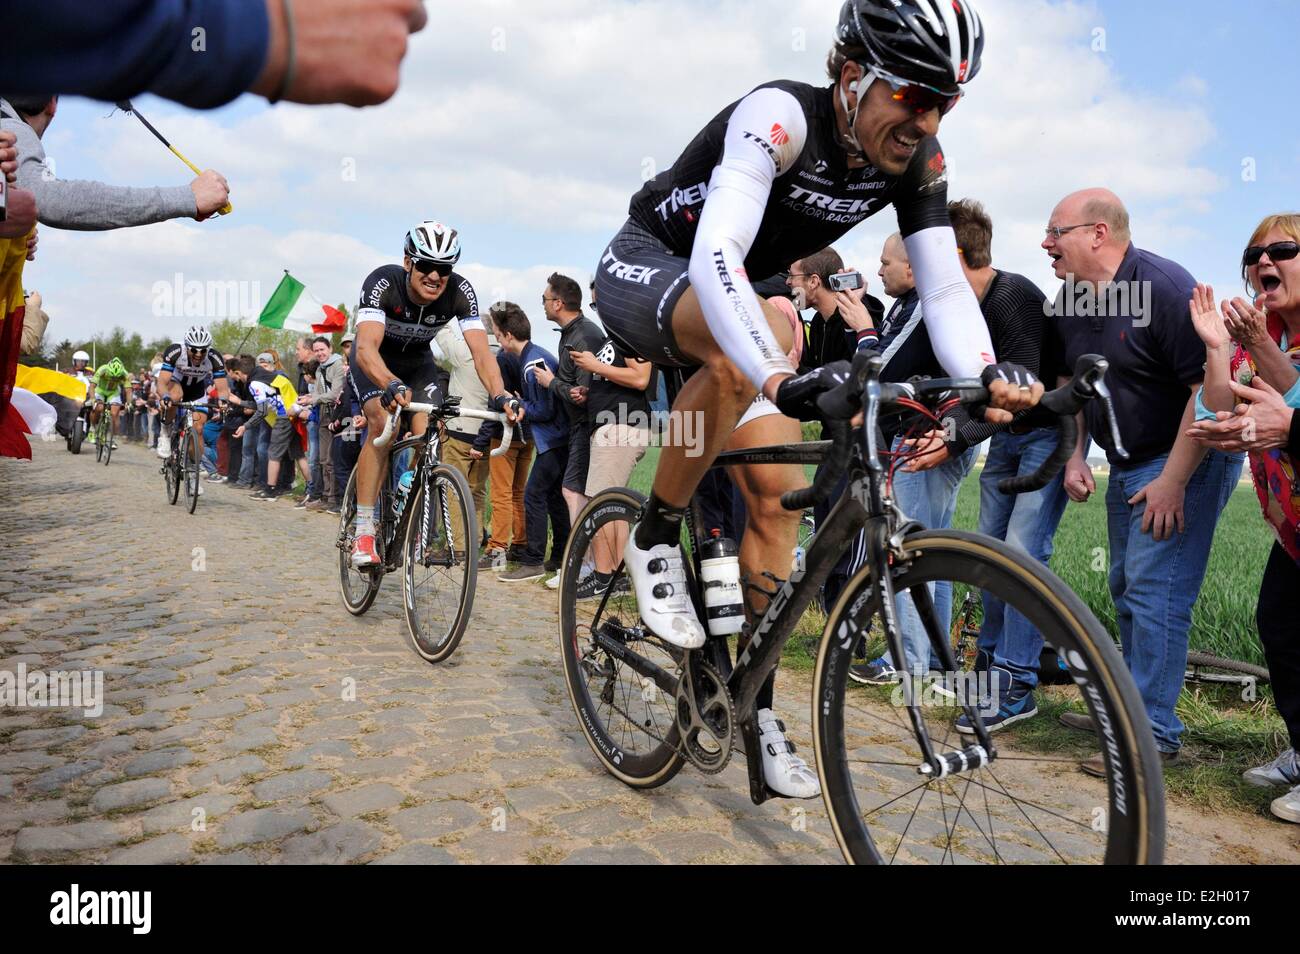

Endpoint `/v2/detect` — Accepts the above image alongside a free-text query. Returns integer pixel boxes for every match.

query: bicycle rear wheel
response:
[814,530,1165,865]
[338,466,382,615]
[559,488,686,788]
[1185,652,1270,687]
[164,445,180,505]
[401,465,476,664]
[183,429,201,513]
[102,418,114,466]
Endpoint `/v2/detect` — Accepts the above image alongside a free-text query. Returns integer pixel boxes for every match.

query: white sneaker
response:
[623,528,705,649]
[1272,786,1300,824]
[156,433,171,459]
[1245,749,1300,788]
[545,573,561,590]
[196,482,204,496]
[757,708,821,799]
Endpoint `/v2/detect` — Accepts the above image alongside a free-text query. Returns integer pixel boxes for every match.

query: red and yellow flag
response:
[0,234,30,457]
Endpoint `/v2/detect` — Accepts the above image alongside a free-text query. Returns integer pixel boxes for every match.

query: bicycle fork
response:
[864,517,997,780]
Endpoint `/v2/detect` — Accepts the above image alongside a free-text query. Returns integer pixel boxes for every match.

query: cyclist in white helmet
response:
[348,221,522,567]
[155,325,230,490]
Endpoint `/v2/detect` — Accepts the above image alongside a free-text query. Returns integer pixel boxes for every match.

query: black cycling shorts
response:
[592,218,694,368]
[348,344,448,410]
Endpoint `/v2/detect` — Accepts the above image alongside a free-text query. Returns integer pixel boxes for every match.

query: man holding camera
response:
[787,248,884,374]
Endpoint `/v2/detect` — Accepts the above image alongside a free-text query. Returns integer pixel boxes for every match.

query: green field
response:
[627,448,1270,667]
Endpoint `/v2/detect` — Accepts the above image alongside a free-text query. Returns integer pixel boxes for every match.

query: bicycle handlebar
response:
[779,351,1127,510]
[373,401,513,457]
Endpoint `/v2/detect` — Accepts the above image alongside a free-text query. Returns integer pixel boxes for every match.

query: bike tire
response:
[401,465,476,664]
[559,488,686,789]
[1186,651,1270,686]
[102,420,114,466]
[814,529,1165,866]
[338,466,382,616]
[165,448,181,506]
[94,418,105,463]
[183,429,201,513]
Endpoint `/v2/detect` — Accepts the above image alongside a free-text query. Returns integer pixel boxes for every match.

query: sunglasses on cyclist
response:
[411,258,453,277]
[871,69,962,117]
[1242,241,1300,268]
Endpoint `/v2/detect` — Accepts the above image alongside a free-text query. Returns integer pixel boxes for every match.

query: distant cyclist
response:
[155,325,230,494]
[591,0,1040,798]
[348,221,522,567]
[88,356,130,448]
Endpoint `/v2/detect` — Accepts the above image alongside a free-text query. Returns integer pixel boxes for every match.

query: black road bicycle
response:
[336,397,510,665]
[560,352,1165,865]
[159,401,203,514]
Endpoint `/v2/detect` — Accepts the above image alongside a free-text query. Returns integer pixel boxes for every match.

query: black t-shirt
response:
[551,315,608,428]
[1043,244,1203,466]
[978,269,1048,378]
[584,335,650,433]
[797,298,885,375]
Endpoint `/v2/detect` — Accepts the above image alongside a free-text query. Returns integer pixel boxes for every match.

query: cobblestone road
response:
[2,440,1297,864]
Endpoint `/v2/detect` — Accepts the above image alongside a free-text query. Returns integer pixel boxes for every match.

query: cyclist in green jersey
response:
[89,357,131,447]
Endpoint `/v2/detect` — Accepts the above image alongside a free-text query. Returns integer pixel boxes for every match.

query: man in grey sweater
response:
[0,94,230,229]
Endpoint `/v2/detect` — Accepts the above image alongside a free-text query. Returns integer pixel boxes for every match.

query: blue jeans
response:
[523,445,570,566]
[239,416,269,488]
[1105,450,1243,752]
[977,429,1070,688]
[202,418,222,475]
[886,441,979,675]
[306,419,320,497]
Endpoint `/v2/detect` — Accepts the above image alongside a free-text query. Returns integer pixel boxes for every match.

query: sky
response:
[19,0,1300,358]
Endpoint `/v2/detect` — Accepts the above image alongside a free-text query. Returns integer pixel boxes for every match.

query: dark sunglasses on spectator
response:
[411,258,453,277]
[1242,241,1300,267]
[871,68,962,117]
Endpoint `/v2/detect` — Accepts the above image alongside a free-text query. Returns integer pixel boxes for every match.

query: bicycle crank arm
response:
[590,626,680,698]
[918,744,991,780]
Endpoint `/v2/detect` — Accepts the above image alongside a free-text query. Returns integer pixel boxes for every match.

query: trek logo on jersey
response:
[712,249,776,361]
[741,131,781,172]
[783,185,880,222]
[770,123,790,146]
[654,181,708,221]
[602,248,663,286]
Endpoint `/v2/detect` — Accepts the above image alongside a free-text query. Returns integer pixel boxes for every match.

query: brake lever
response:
[864,375,883,475]
[1092,377,1129,461]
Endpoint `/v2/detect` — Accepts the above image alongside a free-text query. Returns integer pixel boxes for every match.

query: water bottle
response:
[700,530,744,636]
[393,470,414,519]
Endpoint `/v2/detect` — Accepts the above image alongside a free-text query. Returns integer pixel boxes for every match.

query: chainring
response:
[676,658,736,775]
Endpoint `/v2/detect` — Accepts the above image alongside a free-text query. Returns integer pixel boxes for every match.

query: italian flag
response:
[257,272,347,334]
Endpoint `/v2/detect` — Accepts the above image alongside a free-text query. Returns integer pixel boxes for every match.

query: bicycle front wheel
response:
[337,466,382,615]
[401,465,476,664]
[95,418,106,463]
[814,530,1165,865]
[102,420,114,466]
[183,430,201,513]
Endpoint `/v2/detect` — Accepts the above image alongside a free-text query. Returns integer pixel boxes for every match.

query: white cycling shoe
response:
[757,708,821,799]
[624,528,705,649]
[156,432,171,459]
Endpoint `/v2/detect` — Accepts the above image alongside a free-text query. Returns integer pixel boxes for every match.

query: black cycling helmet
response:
[836,0,984,96]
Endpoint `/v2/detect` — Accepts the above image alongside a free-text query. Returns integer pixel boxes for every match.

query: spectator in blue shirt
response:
[1042,188,1244,775]
[490,303,569,582]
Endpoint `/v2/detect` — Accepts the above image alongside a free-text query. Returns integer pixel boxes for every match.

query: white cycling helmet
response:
[404,221,461,266]
[184,325,213,349]
[72,350,90,363]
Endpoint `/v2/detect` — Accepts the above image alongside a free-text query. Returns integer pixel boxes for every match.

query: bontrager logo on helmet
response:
[404,220,462,265]
[837,0,984,96]
[184,325,213,349]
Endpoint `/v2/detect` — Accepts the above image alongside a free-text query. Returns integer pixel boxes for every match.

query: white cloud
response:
[29,0,1241,351]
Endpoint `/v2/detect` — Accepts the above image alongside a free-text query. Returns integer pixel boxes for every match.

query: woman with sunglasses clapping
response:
[1189,213,1300,825]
